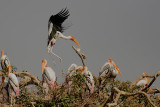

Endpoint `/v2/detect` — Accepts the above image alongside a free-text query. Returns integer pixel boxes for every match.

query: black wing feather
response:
[49,8,70,32]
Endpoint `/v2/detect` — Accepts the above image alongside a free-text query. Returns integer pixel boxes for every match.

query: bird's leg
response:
[49,48,62,62]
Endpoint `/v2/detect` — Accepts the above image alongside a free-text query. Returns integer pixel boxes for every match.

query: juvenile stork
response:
[136,72,150,87]
[48,8,80,61]
[1,65,20,105]
[42,59,56,94]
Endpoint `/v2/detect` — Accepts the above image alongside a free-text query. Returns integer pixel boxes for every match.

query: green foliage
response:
[14,72,160,106]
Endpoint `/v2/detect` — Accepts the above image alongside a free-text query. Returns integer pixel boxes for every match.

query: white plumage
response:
[136,72,150,87]
[42,59,56,94]
[1,66,20,105]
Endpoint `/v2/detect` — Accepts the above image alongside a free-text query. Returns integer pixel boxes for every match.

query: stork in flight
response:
[1,65,20,105]
[136,72,150,88]
[48,8,80,62]
[42,59,56,94]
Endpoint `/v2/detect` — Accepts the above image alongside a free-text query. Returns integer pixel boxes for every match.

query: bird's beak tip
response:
[71,36,80,48]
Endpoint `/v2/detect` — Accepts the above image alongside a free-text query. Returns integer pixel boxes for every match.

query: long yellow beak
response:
[118,69,122,76]
[71,36,80,48]
[8,65,11,76]
[144,72,150,83]
[1,50,4,61]
[80,66,85,73]
[116,66,122,76]
[146,77,150,83]
[42,62,45,74]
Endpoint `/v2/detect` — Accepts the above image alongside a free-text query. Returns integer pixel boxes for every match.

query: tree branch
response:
[72,46,86,66]
[13,72,43,88]
[106,87,157,107]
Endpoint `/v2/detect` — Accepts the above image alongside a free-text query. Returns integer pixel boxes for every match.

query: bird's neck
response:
[59,34,71,40]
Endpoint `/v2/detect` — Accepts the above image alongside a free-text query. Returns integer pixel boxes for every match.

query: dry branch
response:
[105,87,157,107]
[72,46,86,66]
[13,72,43,88]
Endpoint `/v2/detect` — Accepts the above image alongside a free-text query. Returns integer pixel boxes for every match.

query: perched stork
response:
[42,59,56,94]
[1,50,11,73]
[0,50,11,90]
[82,66,95,94]
[1,65,19,105]
[66,64,94,94]
[99,58,122,77]
[48,8,80,61]
[66,63,82,93]
[136,72,150,87]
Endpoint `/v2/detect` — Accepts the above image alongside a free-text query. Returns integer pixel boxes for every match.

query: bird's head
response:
[143,72,150,83]
[76,66,86,73]
[42,59,47,74]
[108,58,116,67]
[115,65,122,76]
[8,65,11,76]
[70,36,80,48]
[1,50,4,61]
[108,58,112,63]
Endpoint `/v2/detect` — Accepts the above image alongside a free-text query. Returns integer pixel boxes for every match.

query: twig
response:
[13,72,43,88]
[105,87,157,107]
[72,46,86,66]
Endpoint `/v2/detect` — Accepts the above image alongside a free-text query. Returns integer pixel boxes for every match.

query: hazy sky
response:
[0,0,159,88]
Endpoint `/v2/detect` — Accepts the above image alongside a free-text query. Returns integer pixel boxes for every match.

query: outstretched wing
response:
[48,8,70,46]
[49,8,70,32]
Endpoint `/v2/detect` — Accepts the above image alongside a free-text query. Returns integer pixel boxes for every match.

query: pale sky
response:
[0,0,159,88]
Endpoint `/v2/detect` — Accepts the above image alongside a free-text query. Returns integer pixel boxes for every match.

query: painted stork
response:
[99,58,122,78]
[48,8,80,61]
[1,65,20,105]
[66,64,94,94]
[1,50,11,73]
[0,50,11,91]
[136,72,150,87]
[42,59,56,94]
[81,66,95,94]
[66,63,82,93]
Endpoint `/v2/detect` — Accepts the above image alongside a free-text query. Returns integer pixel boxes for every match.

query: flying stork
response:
[48,8,80,61]
[42,59,56,94]
[1,65,20,105]
[136,72,150,87]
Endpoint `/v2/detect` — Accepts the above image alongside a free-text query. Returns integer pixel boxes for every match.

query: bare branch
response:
[72,46,86,66]
[13,72,43,88]
[106,87,157,107]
